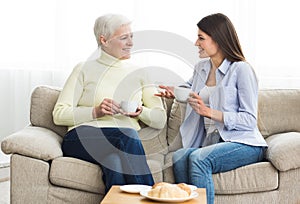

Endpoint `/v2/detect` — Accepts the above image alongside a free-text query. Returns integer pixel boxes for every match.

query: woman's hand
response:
[188,92,211,117]
[188,92,224,122]
[93,98,121,118]
[121,106,143,118]
[154,85,175,99]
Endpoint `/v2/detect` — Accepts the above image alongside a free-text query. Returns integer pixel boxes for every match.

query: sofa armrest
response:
[265,132,300,171]
[1,126,63,161]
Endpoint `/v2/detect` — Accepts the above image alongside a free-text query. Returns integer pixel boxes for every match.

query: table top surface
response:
[101,185,207,204]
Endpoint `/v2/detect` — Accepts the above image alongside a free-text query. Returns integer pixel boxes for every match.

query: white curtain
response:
[1,0,300,139]
[0,69,70,139]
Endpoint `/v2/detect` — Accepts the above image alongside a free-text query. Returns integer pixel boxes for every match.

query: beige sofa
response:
[1,85,300,204]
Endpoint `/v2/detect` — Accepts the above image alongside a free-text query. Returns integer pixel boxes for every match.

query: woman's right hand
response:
[154,85,175,99]
[93,98,121,118]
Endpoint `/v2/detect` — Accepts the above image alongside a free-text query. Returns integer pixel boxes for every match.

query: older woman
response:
[53,14,166,193]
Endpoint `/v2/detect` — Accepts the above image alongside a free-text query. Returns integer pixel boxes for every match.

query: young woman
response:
[157,13,267,204]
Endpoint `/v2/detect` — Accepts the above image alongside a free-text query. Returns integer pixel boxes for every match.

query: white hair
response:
[94,14,131,47]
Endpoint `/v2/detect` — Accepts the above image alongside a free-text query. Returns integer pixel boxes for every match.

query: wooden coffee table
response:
[101,185,207,204]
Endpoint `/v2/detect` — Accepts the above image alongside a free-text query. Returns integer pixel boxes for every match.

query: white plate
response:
[120,184,152,193]
[140,190,199,203]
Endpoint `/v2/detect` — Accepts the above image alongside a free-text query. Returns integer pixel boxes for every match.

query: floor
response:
[0,180,9,204]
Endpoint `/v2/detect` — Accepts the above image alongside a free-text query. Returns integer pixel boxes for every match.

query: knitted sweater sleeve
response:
[137,72,167,129]
[52,63,94,126]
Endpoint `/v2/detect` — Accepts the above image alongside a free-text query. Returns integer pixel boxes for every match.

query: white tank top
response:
[199,85,216,135]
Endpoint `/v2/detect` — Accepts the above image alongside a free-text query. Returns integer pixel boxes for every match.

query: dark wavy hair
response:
[197,13,245,62]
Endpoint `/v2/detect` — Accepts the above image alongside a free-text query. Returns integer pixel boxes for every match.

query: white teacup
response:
[174,87,191,102]
[120,101,139,113]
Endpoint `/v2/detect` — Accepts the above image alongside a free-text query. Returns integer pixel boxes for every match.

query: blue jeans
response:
[62,125,154,193]
[172,142,265,204]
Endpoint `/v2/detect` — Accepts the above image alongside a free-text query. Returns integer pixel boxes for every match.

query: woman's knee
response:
[189,148,212,167]
[119,128,139,139]
[173,148,196,164]
[102,153,123,172]
[173,149,185,163]
[119,128,143,145]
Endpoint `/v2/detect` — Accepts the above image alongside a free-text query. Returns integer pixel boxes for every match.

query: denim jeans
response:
[172,142,265,204]
[62,125,154,193]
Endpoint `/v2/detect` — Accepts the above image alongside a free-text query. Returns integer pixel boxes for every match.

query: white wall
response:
[1,0,300,139]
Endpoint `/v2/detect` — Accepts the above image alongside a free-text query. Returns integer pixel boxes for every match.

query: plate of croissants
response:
[140,182,198,203]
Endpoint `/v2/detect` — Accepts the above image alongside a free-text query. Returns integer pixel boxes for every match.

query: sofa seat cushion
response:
[214,162,278,194]
[50,155,165,194]
[266,132,300,171]
[50,157,105,194]
[165,152,278,195]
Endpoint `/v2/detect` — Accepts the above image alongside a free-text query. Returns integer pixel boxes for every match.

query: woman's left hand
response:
[121,106,143,118]
[188,92,211,117]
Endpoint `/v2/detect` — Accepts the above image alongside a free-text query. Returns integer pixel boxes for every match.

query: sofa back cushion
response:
[30,86,173,146]
[258,89,300,138]
[167,100,186,151]
[30,86,68,137]
[167,89,300,146]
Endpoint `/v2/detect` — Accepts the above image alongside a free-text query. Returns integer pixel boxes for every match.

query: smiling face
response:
[194,29,221,59]
[100,24,133,60]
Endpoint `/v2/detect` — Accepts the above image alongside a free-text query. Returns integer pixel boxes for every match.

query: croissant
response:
[148,182,191,198]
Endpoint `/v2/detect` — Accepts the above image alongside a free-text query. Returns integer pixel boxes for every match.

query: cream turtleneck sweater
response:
[53,51,167,131]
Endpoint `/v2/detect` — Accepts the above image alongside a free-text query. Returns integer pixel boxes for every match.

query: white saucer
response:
[120,184,152,193]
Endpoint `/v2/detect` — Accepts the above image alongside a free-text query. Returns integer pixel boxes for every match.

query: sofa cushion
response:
[30,86,68,137]
[164,152,278,195]
[266,132,300,171]
[50,155,165,194]
[167,100,186,151]
[1,126,63,161]
[258,89,300,138]
[50,157,105,194]
[163,98,175,118]
[213,162,278,194]
[139,126,168,155]
[163,152,176,183]
[138,97,173,155]
[146,153,165,183]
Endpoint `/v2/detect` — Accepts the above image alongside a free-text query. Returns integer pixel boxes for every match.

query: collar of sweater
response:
[97,50,124,68]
